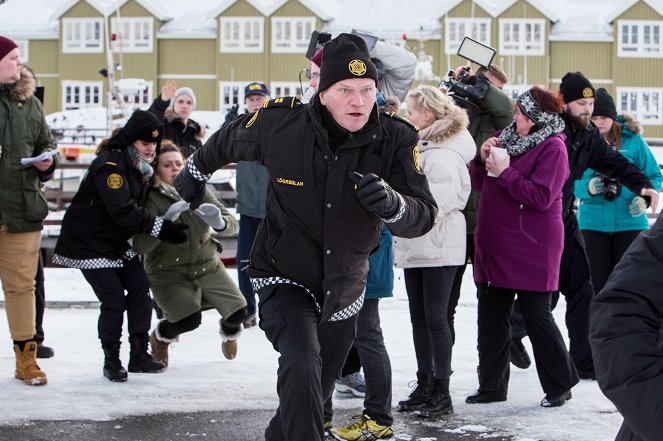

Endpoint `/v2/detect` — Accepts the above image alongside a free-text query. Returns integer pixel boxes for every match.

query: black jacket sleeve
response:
[590,213,663,441]
[148,96,170,120]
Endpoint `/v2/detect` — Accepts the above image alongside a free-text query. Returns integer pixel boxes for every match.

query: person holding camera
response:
[173,33,437,441]
[509,72,659,381]
[574,88,662,294]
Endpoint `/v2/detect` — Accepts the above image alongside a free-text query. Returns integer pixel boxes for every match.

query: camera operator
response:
[444,63,513,351]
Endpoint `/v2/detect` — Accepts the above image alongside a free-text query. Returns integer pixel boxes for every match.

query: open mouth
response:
[348,112,364,118]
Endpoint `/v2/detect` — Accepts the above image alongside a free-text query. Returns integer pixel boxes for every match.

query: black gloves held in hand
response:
[173,165,206,210]
[350,172,400,218]
[158,219,190,244]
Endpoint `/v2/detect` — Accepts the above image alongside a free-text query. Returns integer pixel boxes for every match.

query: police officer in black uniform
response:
[510,72,659,380]
[174,34,437,441]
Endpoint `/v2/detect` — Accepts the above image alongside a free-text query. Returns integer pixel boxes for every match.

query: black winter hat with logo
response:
[592,88,617,120]
[317,33,378,93]
[108,110,164,150]
[559,71,595,104]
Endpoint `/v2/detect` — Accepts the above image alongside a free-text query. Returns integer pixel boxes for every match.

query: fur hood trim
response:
[6,66,36,103]
[417,105,468,147]
[164,107,205,140]
[618,112,641,136]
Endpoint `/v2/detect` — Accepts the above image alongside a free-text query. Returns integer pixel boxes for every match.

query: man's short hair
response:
[479,64,508,85]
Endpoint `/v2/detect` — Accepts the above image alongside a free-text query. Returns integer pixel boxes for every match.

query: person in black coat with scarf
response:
[54,110,189,382]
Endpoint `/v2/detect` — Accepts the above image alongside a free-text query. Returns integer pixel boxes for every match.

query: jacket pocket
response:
[23,189,48,222]
[518,205,539,245]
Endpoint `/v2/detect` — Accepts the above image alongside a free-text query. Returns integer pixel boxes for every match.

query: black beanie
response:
[108,110,164,150]
[592,88,617,119]
[559,71,595,103]
[317,33,379,93]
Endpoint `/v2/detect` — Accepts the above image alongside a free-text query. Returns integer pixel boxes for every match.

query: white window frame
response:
[61,81,103,110]
[502,84,530,101]
[499,18,545,56]
[15,39,28,63]
[617,20,663,58]
[444,18,491,54]
[617,87,663,125]
[219,81,263,114]
[110,17,153,53]
[220,17,264,53]
[271,17,316,53]
[270,81,302,100]
[119,81,153,110]
[62,18,104,53]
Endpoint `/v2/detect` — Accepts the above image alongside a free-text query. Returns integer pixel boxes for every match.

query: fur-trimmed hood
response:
[2,66,36,103]
[417,105,469,148]
[617,112,641,136]
[163,107,206,140]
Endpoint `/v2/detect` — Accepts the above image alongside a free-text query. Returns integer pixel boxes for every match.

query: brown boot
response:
[14,341,48,386]
[149,320,178,368]
[220,328,241,360]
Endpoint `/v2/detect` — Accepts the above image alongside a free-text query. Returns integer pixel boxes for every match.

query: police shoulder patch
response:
[262,97,302,110]
[107,173,123,189]
[381,109,419,132]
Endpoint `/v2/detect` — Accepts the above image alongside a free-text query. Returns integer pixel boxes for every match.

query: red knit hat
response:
[0,35,18,62]
[311,47,324,68]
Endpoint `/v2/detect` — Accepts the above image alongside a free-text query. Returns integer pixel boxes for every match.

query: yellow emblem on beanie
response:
[349,60,367,76]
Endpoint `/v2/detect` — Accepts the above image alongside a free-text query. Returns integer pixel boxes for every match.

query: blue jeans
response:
[236,214,262,315]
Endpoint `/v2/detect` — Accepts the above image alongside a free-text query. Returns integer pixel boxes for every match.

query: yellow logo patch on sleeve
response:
[413,145,422,172]
[107,173,123,189]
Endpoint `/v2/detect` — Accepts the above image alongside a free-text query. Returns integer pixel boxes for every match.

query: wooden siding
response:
[38,78,61,115]
[117,0,152,16]
[27,40,61,114]
[152,78,218,111]
[447,1,492,18]
[159,40,216,74]
[550,42,612,86]
[63,1,102,18]
[617,1,662,20]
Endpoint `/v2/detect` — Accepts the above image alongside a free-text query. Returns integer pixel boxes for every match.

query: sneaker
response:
[36,343,55,359]
[323,420,332,437]
[329,414,393,441]
[510,338,531,369]
[243,314,257,329]
[335,372,366,398]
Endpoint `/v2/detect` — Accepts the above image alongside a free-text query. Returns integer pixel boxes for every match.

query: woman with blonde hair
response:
[394,85,475,417]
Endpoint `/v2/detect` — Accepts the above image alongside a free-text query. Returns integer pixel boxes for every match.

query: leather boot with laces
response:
[416,377,453,417]
[397,371,433,411]
[14,341,47,386]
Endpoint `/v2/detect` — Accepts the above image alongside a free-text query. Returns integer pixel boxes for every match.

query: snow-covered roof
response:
[1,0,661,42]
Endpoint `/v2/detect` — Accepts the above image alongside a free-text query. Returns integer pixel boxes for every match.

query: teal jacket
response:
[575,114,663,232]
[0,67,58,232]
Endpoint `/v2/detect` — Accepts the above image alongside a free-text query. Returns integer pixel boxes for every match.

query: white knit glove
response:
[628,196,647,217]
[163,200,190,221]
[194,203,226,230]
[588,177,605,195]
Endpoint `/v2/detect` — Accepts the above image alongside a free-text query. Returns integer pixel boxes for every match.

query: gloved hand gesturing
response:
[628,196,647,217]
[173,165,206,210]
[194,203,227,230]
[350,172,400,218]
[588,176,605,195]
[156,219,190,244]
[224,104,239,125]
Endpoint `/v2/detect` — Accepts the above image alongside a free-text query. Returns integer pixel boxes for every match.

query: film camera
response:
[599,175,622,201]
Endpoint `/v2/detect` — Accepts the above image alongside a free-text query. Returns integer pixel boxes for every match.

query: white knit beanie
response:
[172,87,196,110]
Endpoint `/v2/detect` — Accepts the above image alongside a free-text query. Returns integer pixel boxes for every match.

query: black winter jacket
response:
[185,96,437,323]
[590,212,663,441]
[148,97,204,158]
[561,113,652,216]
[54,148,156,267]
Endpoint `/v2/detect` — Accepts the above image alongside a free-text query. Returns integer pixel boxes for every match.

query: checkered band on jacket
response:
[251,276,363,321]
[150,216,163,237]
[382,193,406,224]
[187,158,211,182]
[52,249,138,270]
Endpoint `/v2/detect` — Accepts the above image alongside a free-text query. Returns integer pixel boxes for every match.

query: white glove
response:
[163,200,190,221]
[194,203,226,230]
[588,177,605,195]
[628,196,647,217]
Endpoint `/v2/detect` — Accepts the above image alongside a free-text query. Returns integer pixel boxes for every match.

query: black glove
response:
[224,104,239,125]
[157,219,190,244]
[350,172,400,218]
[173,165,206,210]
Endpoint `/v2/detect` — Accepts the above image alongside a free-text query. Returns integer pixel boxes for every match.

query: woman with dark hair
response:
[133,142,247,366]
[54,110,189,382]
[574,88,663,294]
[466,86,579,407]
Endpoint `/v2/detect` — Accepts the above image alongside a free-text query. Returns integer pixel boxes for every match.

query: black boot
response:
[416,377,453,418]
[127,334,166,373]
[397,371,434,411]
[102,342,128,382]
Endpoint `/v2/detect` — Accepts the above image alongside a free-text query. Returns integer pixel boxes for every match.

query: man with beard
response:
[509,72,659,381]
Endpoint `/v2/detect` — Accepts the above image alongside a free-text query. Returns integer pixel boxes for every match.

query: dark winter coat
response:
[0,66,58,233]
[53,148,157,267]
[187,95,437,323]
[148,96,204,158]
[590,212,663,441]
[560,112,653,217]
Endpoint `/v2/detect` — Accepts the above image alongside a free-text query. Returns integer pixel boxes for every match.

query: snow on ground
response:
[0,266,623,440]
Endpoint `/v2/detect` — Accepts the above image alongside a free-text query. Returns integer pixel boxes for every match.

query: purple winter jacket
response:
[470,133,569,292]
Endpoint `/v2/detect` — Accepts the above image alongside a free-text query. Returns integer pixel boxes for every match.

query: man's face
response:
[309,62,321,91]
[246,93,269,113]
[318,78,376,132]
[0,48,22,83]
[565,98,594,129]
[483,70,505,89]
[173,95,193,121]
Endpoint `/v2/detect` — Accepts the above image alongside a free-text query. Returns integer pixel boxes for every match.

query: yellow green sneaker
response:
[329,414,393,440]
[324,420,333,437]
